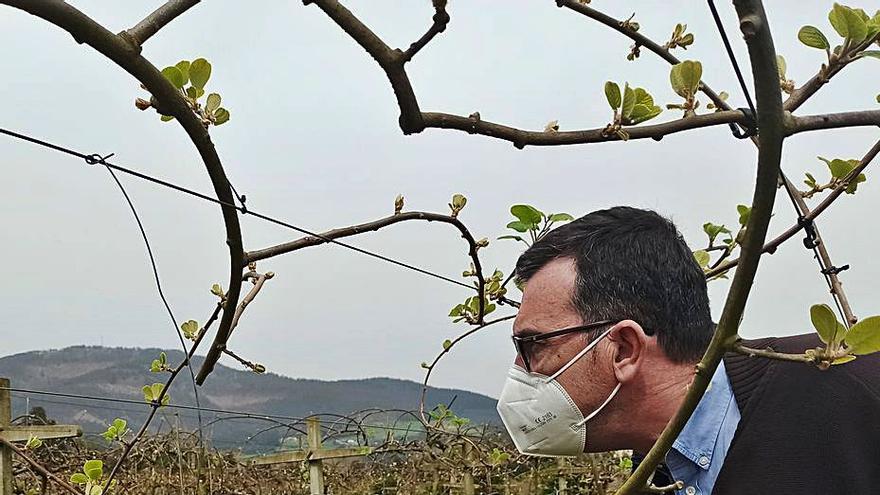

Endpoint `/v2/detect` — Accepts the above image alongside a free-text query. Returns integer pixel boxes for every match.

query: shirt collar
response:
[670,361,733,471]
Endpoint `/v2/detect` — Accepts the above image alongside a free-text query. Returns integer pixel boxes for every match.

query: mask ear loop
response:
[545,326,615,383]
[574,381,622,428]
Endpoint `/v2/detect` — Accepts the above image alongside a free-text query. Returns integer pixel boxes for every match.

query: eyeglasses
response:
[512,320,615,373]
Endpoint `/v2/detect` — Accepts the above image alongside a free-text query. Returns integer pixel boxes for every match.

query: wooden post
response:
[307,417,324,495]
[0,378,82,495]
[0,379,10,495]
[462,443,475,495]
[240,416,373,494]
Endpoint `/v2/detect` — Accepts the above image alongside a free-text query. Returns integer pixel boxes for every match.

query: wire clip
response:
[84,152,115,165]
[798,216,819,249]
[729,107,757,139]
[821,264,850,276]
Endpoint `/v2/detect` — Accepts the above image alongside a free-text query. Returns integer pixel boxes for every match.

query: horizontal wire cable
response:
[4,387,471,435]
[0,127,476,292]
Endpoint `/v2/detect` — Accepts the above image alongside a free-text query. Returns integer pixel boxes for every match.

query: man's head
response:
[509,206,713,452]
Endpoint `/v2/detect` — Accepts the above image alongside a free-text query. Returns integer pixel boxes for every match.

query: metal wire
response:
[0,126,477,292]
[4,387,461,435]
[706,0,758,119]
[99,164,206,448]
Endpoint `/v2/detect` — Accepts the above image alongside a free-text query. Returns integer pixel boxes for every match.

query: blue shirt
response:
[664,361,740,495]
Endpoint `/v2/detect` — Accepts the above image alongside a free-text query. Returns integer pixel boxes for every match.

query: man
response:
[495,206,880,494]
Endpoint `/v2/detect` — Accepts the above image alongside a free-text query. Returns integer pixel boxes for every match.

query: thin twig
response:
[247,210,489,323]
[401,1,450,63]
[224,271,274,346]
[0,438,80,495]
[419,315,516,426]
[783,33,879,113]
[125,0,201,46]
[554,0,730,110]
[731,342,815,363]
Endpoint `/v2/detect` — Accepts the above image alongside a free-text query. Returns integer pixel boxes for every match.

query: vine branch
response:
[246,210,489,324]
[401,0,450,63]
[706,138,880,278]
[787,110,880,136]
[617,1,784,492]
[125,0,201,47]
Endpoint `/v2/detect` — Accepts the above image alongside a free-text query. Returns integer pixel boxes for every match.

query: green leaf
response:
[151,383,165,400]
[214,107,230,126]
[506,221,530,233]
[510,205,542,225]
[186,86,205,99]
[448,304,464,317]
[804,172,818,188]
[829,3,868,42]
[142,385,154,402]
[845,316,880,355]
[70,473,89,485]
[736,204,751,226]
[810,303,839,345]
[90,486,103,495]
[693,250,710,268]
[442,339,452,350]
[703,222,731,242]
[206,93,221,113]
[211,284,224,297]
[160,115,174,122]
[822,157,854,178]
[627,104,662,124]
[858,50,880,59]
[175,60,191,85]
[621,83,636,120]
[113,419,126,432]
[680,33,694,47]
[845,173,866,194]
[181,320,199,340]
[451,194,467,210]
[548,213,574,222]
[776,55,787,79]
[832,354,857,365]
[189,58,212,89]
[468,296,480,313]
[161,66,185,89]
[633,88,653,107]
[25,436,42,449]
[798,25,830,49]
[670,60,701,98]
[84,460,103,481]
[604,81,621,110]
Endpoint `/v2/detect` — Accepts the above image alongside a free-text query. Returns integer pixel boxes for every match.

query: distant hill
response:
[0,346,500,452]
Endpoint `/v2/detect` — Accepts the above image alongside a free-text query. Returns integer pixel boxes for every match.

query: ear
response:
[606,320,649,384]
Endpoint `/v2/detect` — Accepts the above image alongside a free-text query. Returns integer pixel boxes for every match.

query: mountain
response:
[0,346,500,452]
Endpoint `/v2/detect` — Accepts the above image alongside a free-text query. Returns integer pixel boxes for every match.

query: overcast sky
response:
[1,1,877,398]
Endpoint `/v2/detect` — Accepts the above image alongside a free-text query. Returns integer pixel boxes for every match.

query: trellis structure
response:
[2,0,879,493]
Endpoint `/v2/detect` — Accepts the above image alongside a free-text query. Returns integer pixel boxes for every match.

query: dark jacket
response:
[713,333,880,493]
[638,333,880,494]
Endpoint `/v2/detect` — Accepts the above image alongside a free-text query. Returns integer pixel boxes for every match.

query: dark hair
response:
[515,206,713,362]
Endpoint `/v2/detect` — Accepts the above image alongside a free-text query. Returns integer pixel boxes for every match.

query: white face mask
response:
[496,327,621,457]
